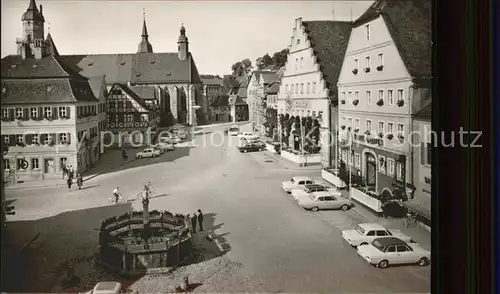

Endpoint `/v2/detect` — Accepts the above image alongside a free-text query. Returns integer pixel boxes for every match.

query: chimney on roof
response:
[40,4,42,15]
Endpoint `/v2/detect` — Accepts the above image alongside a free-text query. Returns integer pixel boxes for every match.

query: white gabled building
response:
[336,0,431,221]
[277,18,352,166]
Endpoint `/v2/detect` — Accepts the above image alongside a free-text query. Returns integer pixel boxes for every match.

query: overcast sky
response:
[1,0,373,75]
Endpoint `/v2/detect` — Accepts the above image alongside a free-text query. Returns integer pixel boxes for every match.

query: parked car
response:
[228,127,240,136]
[238,132,259,140]
[341,223,413,247]
[192,127,204,135]
[160,134,181,144]
[357,237,431,268]
[246,139,266,148]
[291,184,338,201]
[82,281,123,294]
[281,176,315,193]
[297,192,352,211]
[151,142,173,153]
[172,129,188,140]
[135,148,161,159]
[238,143,263,153]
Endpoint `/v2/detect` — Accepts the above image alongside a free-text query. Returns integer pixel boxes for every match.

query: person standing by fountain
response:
[197,209,204,231]
[190,213,197,233]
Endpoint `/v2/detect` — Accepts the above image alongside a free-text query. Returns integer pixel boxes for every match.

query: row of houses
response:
[1,0,207,183]
[247,0,431,229]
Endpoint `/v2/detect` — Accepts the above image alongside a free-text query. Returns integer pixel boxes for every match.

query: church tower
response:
[177,24,189,61]
[137,12,153,53]
[17,0,45,59]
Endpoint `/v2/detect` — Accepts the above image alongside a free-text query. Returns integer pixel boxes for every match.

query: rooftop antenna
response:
[143,8,145,20]
[48,22,50,34]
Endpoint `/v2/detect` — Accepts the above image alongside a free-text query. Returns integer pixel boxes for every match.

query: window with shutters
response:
[378,121,384,134]
[60,157,67,169]
[4,136,9,144]
[31,158,39,169]
[388,90,394,105]
[59,133,68,143]
[59,107,67,118]
[16,134,23,144]
[378,90,384,103]
[396,162,403,180]
[387,158,395,175]
[2,109,9,120]
[30,107,38,118]
[16,158,24,170]
[32,134,39,145]
[397,124,404,135]
[348,91,352,103]
[300,83,304,94]
[365,24,370,40]
[295,83,298,94]
[44,107,52,118]
[379,155,386,173]
[3,159,10,170]
[312,82,316,93]
[366,119,372,132]
[366,90,371,105]
[397,89,404,102]
[15,108,23,119]
[388,122,394,134]
[355,153,361,168]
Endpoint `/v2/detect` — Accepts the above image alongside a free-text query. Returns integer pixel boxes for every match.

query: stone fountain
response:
[99,197,192,275]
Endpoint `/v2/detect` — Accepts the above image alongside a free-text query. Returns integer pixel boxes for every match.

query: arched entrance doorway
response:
[365,152,377,188]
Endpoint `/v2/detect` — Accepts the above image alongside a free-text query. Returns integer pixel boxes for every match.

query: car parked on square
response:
[82,281,123,294]
[357,237,430,268]
[297,192,352,211]
[281,176,315,193]
[238,143,263,153]
[135,148,161,159]
[291,184,338,201]
[341,223,413,247]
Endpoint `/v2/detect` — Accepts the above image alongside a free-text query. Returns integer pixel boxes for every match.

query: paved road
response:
[5,123,430,293]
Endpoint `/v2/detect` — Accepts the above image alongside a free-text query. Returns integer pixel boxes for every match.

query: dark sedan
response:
[238,143,264,153]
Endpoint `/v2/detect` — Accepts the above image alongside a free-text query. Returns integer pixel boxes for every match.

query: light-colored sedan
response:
[238,132,259,140]
[298,192,352,211]
[342,223,413,247]
[82,281,123,294]
[160,135,181,144]
[228,127,240,136]
[357,237,431,268]
[135,148,161,159]
[151,142,174,153]
[291,184,338,201]
[281,176,315,193]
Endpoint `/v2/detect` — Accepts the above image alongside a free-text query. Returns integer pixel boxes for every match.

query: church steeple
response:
[177,23,189,60]
[137,10,153,53]
[18,0,46,59]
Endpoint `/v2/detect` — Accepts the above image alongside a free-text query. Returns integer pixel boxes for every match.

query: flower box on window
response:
[340,99,346,105]
[386,133,394,140]
[352,69,358,75]
[376,99,384,106]
[364,130,371,136]
[377,65,384,71]
[352,99,359,106]
[44,115,52,121]
[60,115,70,119]
[424,176,431,185]
[378,132,384,138]
[2,117,10,121]
[16,116,23,121]
[340,125,346,130]
[16,142,25,147]
[354,128,359,133]
[397,134,404,141]
[347,127,352,131]
[364,67,371,73]
[397,100,404,107]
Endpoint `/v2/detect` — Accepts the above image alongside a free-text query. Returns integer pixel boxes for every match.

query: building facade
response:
[201,78,224,122]
[277,18,352,166]
[408,103,431,230]
[209,95,231,122]
[246,70,278,133]
[337,0,431,199]
[229,94,249,122]
[1,0,102,181]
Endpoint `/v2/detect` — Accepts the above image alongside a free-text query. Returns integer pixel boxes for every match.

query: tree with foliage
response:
[338,160,350,190]
[221,75,240,95]
[264,108,278,140]
[284,115,293,147]
[272,48,289,68]
[231,58,253,76]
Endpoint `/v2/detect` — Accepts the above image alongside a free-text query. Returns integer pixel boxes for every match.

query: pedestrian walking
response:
[69,166,74,180]
[197,209,204,231]
[190,213,197,233]
[113,187,121,204]
[62,164,68,179]
[122,148,128,161]
[77,173,83,190]
[67,178,73,190]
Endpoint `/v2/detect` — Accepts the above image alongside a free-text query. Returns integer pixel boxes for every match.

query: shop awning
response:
[402,196,431,220]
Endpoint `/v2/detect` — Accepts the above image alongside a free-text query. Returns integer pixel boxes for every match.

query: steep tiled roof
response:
[414,102,431,119]
[56,52,202,85]
[1,55,79,79]
[44,33,59,56]
[114,83,152,110]
[1,78,98,105]
[202,78,224,86]
[353,0,432,78]
[266,81,280,94]
[129,86,157,100]
[87,75,107,100]
[302,21,352,94]
[260,71,277,84]
[22,0,44,22]
[276,66,286,79]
